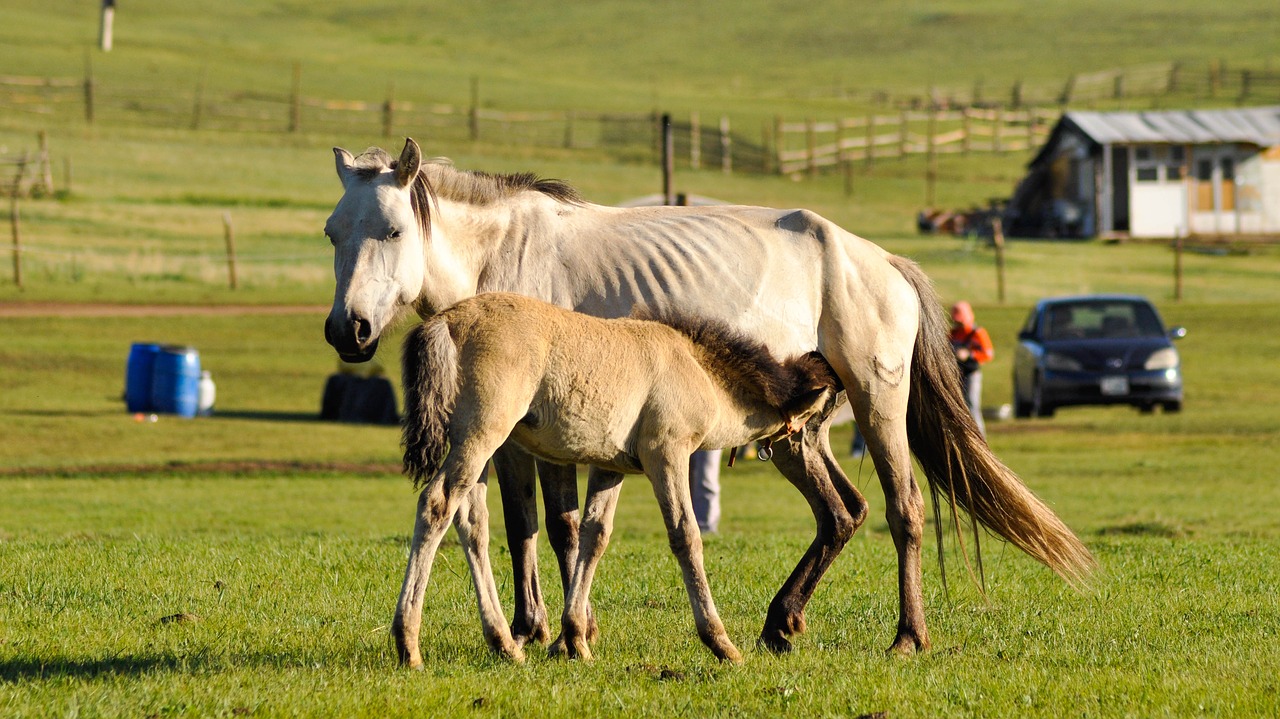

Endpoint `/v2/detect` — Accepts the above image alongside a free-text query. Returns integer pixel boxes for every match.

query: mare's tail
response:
[887,255,1095,587]
[400,317,461,489]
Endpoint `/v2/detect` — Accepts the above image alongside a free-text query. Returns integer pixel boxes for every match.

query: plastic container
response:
[125,343,162,412]
[151,345,202,418]
[197,371,216,416]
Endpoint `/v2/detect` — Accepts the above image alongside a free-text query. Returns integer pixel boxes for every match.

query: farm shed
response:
[1004,106,1280,239]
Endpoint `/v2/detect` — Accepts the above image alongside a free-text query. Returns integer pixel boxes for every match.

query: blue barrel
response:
[125,343,162,412]
[151,346,202,418]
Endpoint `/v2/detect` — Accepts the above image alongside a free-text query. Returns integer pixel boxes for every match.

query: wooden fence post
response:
[719,115,732,174]
[994,106,1004,153]
[993,217,1006,305]
[9,154,27,289]
[288,62,301,133]
[961,109,972,155]
[83,57,95,125]
[37,131,53,197]
[191,70,205,131]
[1174,232,1184,302]
[865,111,875,167]
[773,115,783,175]
[898,111,909,159]
[925,109,937,207]
[469,76,480,142]
[806,118,817,178]
[382,84,395,139]
[689,111,700,170]
[661,113,674,206]
[223,212,238,290]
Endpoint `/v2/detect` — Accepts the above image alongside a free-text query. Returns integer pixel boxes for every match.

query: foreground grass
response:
[2,302,1280,716]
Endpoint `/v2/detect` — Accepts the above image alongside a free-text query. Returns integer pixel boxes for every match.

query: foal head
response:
[324,138,434,362]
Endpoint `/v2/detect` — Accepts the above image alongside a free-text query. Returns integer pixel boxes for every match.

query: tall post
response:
[925,109,938,207]
[382,83,395,139]
[719,115,732,174]
[223,212,238,290]
[83,54,95,125]
[993,217,1007,305]
[191,69,205,131]
[689,111,701,170]
[288,62,302,133]
[469,76,480,142]
[37,131,53,197]
[99,0,115,52]
[805,118,817,178]
[865,111,876,167]
[1174,232,1184,302]
[661,113,675,206]
[9,155,26,290]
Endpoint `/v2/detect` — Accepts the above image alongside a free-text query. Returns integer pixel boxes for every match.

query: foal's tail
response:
[401,317,461,489]
[888,255,1095,588]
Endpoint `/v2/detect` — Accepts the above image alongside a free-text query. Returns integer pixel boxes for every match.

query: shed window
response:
[1136,167,1159,182]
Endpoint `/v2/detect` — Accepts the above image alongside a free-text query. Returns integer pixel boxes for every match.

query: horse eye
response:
[388,229,402,240]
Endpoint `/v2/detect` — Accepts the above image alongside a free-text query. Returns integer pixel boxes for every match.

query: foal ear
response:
[396,138,423,188]
[333,147,357,187]
[781,387,832,429]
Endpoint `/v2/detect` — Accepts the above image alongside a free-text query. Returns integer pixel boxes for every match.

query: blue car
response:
[1012,295,1185,418]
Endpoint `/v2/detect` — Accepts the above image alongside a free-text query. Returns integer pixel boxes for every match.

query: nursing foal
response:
[395,292,841,666]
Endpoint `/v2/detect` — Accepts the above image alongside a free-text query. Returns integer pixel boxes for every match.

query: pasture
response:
[2,297,1279,717]
[2,1,1280,716]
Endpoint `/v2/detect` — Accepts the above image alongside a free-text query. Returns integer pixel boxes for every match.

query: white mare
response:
[323,138,1094,661]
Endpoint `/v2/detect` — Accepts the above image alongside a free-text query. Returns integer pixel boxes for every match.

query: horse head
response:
[323,138,429,362]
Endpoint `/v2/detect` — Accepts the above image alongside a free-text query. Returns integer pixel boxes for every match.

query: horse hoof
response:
[718,645,744,664]
[756,632,793,655]
[885,631,930,656]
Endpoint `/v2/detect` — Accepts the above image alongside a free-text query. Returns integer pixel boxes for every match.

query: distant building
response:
[1005,106,1280,239]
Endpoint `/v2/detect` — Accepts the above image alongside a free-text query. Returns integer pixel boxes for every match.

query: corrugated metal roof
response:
[1064,106,1280,146]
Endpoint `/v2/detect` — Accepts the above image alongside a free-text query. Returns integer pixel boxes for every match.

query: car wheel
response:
[1031,374,1055,418]
[1014,388,1033,419]
[1162,400,1182,413]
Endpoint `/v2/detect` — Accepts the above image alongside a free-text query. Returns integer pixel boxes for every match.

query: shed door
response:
[1190,147,1239,234]
[1110,146,1130,232]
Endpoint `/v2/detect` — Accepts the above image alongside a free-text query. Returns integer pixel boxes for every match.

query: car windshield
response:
[1043,300,1165,341]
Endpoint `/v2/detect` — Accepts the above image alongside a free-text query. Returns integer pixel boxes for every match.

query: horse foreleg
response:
[452,471,525,662]
[759,398,867,654]
[644,450,742,663]
[550,467,623,661]
[491,443,550,647]
[536,459,597,643]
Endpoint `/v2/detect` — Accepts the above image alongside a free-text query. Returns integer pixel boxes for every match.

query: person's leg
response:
[967,370,986,437]
[688,449,722,534]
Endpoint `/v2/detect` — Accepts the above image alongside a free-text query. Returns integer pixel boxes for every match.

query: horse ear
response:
[396,138,422,188]
[780,387,831,431]
[334,147,357,187]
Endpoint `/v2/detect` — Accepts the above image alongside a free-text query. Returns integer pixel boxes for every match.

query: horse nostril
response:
[353,317,373,345]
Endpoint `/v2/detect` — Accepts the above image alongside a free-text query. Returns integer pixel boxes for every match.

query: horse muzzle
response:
[324,314,380,363]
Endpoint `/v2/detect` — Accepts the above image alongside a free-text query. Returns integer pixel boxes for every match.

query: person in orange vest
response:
[949,301,994,436]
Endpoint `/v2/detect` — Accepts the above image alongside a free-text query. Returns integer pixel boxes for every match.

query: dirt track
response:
[0,303,328,318]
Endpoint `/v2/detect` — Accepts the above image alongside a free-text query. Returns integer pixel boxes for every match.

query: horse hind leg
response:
[550,466,623,661]
[491,443,551,647]
[536,459,598,644]
[758,394,868,654]
[858,389,931,655]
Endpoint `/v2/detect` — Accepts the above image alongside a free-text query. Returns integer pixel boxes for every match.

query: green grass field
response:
[3,1,1280,717]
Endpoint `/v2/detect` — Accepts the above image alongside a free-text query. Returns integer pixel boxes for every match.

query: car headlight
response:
[1044,352,1084,372]
[1144,347,1180,370]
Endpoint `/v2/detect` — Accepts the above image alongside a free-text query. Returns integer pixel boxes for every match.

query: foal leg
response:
[392,445,510,668]
[643,450,742,663]
[550,467,623,661]
[452,470,524,661]
[759,396,869,654]
[491,443,550,646]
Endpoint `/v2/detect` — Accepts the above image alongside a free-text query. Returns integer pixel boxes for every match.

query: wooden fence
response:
[774,108,1057,176]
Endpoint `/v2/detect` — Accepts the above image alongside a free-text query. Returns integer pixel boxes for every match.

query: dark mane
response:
[635,308,841,410]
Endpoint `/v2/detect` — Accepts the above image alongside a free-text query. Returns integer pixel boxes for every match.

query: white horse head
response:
[324,139,431,362]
